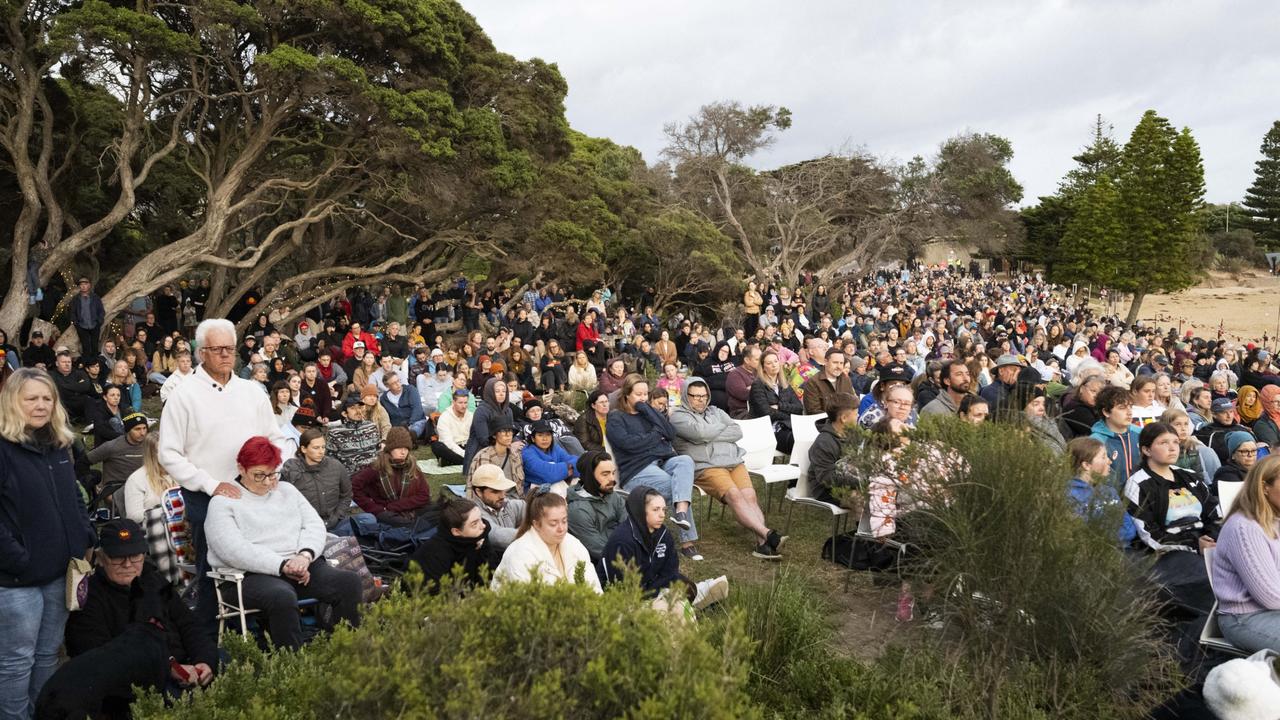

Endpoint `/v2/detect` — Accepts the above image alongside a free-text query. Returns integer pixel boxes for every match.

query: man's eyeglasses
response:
[106,554,144,566]
[686,393,709,400]
[202,345,235,356]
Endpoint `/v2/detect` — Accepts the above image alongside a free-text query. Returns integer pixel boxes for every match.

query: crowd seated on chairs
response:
[18,263,1280,712]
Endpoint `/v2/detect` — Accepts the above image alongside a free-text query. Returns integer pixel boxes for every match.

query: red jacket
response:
[352,464,430,514]
[575,322,599,352]
[342,330,380,358]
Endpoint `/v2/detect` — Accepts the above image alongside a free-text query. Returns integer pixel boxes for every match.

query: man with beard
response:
[465,465,527,552]
[921,359,973,416]
[567,450,628,562]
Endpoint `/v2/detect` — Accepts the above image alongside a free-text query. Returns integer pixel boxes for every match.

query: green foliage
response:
[1242,120,1280,248]
[135,571,758,720]
[1058,115,1124,202]
[1055,174,1124,287]
[832,417,1183,719]
[1017,195,1071,271]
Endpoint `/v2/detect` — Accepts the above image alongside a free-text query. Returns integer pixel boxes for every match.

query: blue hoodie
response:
[522,441,579,488]
[1089,420,1141,489]
[1067,477,1139,545]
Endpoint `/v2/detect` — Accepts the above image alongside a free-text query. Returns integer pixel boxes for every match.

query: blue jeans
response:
[1219,609,1280,654]
[626,456,698,543]
[0,578,68,720]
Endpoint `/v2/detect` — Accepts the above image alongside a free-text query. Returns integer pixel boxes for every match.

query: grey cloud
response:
[466,0,1279,203]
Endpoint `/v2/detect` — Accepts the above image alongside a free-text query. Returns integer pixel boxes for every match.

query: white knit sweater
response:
[158,365,287,496]
[491,530,602,593]
[205,482,326,576]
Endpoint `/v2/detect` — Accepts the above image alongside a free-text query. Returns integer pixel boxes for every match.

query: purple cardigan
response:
[1212,513,1280,615]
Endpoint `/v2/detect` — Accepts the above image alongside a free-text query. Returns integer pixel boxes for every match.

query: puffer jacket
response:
[280,456,354,531]
[670,377,746,472]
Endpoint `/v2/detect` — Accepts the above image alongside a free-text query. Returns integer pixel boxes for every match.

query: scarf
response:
[1238,385,1263,424]
[1261,385,1280,426]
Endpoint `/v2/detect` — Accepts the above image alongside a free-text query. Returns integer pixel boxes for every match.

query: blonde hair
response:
[139,431,176,499]
[1230,454,1280,540]
[0,368,76,448]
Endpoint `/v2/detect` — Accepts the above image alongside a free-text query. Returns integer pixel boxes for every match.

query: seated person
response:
[749,349,804,453]
[467,416,525,490]
[598,487,728,610]
[89,384,129,445]
[352,427,434,530]
[1196,398,1255,464]
[521,420,579,495]
[606,374,700,560]
[205,437,362,651]
[1066,437,1138,545]
[807,393,860,506]
[52,351,98,422]
[671,377,785,560]
[519,399,585,455]
[1211,455,1280,653]
[417,362,453,415]
[324,391,382,474]
[379,372,428,441]
[49,520,216,718]
[122,431,178,524]
[280,401,320,458]
[280,427,364,535]
[431,388,472,467]
[573,389,611,453]
[568,451,628,562]
[410,498,495,594]
[467,465,527,552]
[88,411,149,499]
[1124,421,1222,616]
[1090,385,1143,488]
[491,491,601,592]
[1213,432,1259,487]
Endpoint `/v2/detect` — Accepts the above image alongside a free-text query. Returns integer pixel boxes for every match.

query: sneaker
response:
[752,542,782,560]
[896,588,915,623]
[671,511,692,531]
[693,575,730,610]
[766,530,788,554]
[679,544,704,561]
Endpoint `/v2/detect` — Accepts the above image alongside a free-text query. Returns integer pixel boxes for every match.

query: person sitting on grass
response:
[352,427,434,531]
[324,391,382,474]
[1066,436,1138,546]
[431,388,472,468]
[521,420,579,496]
[467,465,527,553]
[468,416,525,491]
[567,451,628,562]
[410,498,495,595]
[491,491,601,593]
[598,487,729,612]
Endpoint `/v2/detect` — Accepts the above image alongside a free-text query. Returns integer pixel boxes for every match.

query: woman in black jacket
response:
[695,342,735,411]
[748,350,804,452]
[1060,376,1104,441]
[0,369,96,718]
[410,499,494,593]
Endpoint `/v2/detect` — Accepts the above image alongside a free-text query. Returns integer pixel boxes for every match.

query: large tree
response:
[0,0,570,343]
[1113,111,1208,323]
[1242,120,1280,248]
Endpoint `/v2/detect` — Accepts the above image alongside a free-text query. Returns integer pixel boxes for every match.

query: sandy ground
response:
[1093,271,1280,345]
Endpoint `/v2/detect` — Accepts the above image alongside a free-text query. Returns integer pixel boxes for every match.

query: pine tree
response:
[1058,114,1123,201]
[1113,110,1208,324]
[1055,174,1124,288]
[1242,120,1280,248]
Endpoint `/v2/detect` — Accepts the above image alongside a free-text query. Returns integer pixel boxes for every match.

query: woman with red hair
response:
[204,436,362,650]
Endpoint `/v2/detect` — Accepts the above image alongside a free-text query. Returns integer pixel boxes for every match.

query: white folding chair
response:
[790,413,826,449]
[782,438,850,556]
[736,416,802,512]
[1199,547,1247,657]
[1217,481,1243,516]
[208,568,258,637]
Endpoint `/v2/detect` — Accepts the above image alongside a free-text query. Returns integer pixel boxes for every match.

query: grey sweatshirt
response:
[206,482,326,576]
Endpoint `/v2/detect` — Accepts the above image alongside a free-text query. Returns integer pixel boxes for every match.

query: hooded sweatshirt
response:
[599,489,684,596]
[670,377,746,472]
[464,377,513,470]
[1089,419,1142,489]
[410,519,494,593]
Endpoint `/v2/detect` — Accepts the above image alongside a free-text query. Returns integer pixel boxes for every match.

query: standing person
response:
[606,374,701,561]
[0,368,96,720]
[70,276,106,355]
[157,319,287,632]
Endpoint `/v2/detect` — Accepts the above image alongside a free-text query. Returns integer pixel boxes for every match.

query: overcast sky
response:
[466,0,1278,205]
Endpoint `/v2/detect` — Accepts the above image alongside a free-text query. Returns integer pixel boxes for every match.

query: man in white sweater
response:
[430,389,473,467]
[158,319,287,628]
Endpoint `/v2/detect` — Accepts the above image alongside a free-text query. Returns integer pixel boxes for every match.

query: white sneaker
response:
[693,576,729,610]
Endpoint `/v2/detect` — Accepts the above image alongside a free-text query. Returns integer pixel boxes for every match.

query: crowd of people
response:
[4,264,1280,716]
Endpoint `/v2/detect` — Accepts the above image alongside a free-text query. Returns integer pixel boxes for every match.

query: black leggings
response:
[240,560,362,650]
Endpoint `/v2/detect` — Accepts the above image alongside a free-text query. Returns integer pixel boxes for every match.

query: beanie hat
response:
[361,384,378,402]
[122,412,148,432]
[1226,431,1255,457]
[384,426,414,453]
[292,405,318,427]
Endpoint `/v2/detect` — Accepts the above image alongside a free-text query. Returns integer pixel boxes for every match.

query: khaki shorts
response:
[693,465,753,501]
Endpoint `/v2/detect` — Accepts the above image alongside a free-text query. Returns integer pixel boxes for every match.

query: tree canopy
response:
[1242,120,1280,248]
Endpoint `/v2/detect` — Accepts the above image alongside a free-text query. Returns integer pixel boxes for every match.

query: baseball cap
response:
[471,464,516,491]
[97,519,147,557]
[1211,398,1235,414]
[353,341,366,349]
[530,419,554,435]
[878,363,914,385]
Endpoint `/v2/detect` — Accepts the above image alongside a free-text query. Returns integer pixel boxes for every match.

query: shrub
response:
[829,416,1184,719]
[135,571,758,720]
